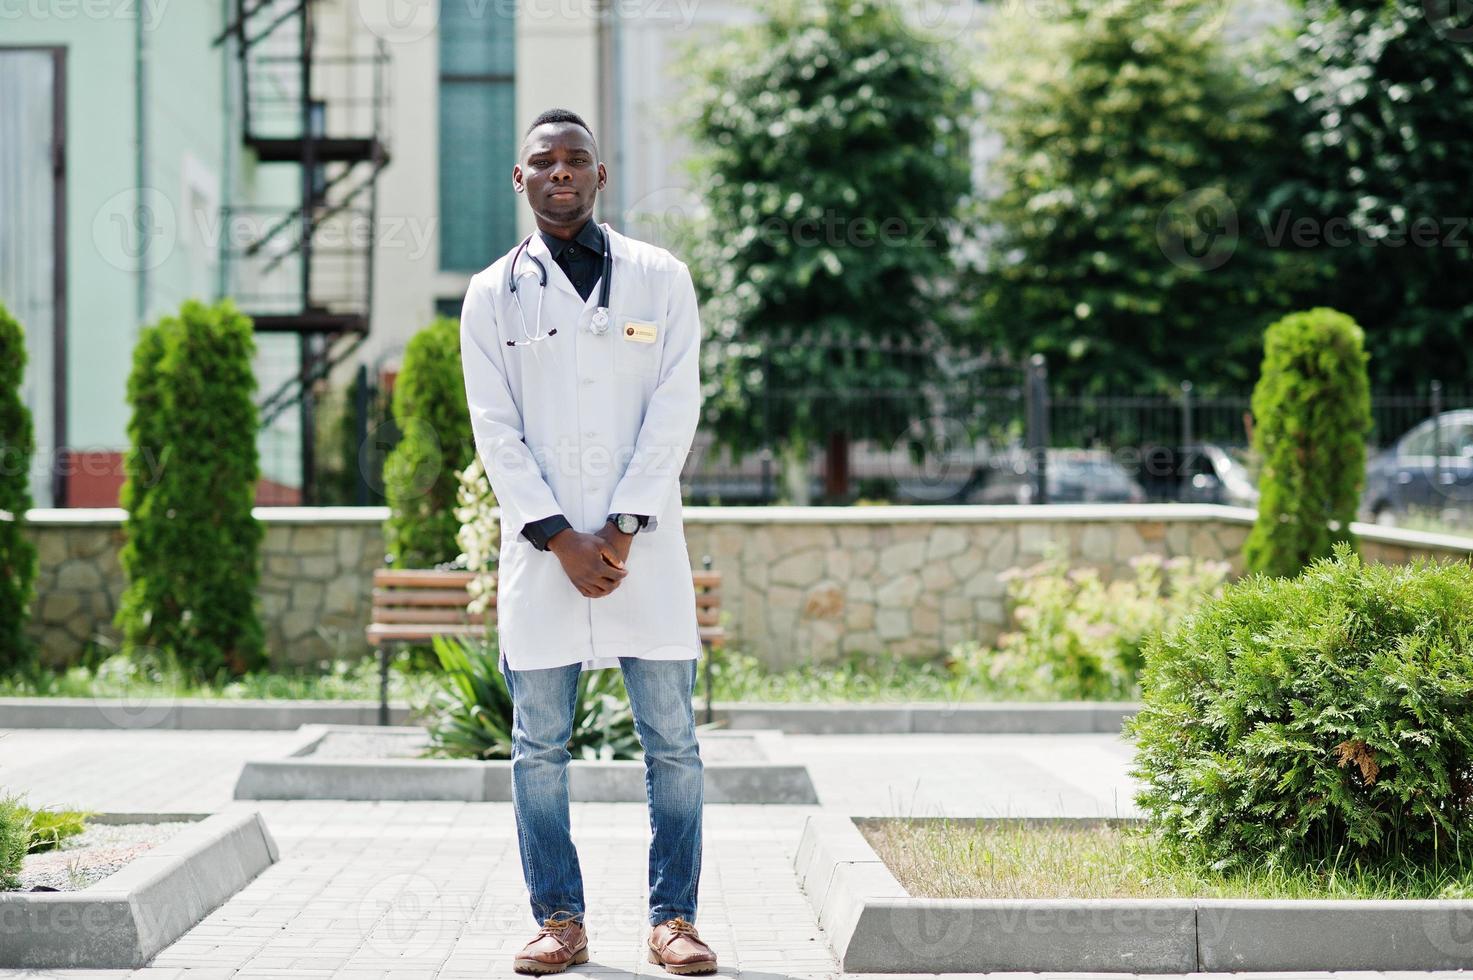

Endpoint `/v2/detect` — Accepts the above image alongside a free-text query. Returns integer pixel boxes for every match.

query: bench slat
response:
[368,568,724,649]
[367,623,490,645]
[371,607,488,625]
[374,569,479,587]
[372,588,486,607]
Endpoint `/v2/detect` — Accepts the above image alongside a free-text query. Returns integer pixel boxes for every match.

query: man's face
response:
[514,122,605,226]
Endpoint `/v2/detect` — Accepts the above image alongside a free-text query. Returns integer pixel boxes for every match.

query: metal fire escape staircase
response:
[213,0,392,494]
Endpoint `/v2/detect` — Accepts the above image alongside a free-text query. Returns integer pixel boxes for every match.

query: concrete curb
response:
[710,700,1138,734]
[796,814,1473,973]
[0,808,278,969]
[0,697,416,730]
[233,724,819,804]
[0,697,1137,734]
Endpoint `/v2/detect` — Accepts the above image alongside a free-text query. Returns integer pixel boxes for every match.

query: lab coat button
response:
[581,377,595,386]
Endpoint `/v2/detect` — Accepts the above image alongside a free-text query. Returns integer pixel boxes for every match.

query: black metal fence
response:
[265,357,1473,508]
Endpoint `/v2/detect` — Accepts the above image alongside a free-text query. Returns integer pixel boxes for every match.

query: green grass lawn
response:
[701,649,1080,703]
[0,651,443,703]
[858,817,1473,900]
[3,646,1122,704]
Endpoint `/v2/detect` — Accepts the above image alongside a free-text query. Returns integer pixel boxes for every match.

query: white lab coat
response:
[460,223,705,672]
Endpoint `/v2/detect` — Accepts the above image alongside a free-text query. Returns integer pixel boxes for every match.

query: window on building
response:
[439,2,516,272]
[435,295,464,320]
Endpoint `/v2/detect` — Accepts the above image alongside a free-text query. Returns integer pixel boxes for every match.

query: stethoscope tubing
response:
[505,223,613,347]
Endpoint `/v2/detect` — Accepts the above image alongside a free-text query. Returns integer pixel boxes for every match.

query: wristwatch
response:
[607,512,644,535]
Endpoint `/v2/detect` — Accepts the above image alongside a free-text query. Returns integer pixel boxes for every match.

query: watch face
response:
[617,514,638,533]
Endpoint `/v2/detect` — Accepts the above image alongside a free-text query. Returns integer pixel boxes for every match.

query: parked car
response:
[1361,409,1473,526]
[958,448,1148,504]
[1134,443,1260,507]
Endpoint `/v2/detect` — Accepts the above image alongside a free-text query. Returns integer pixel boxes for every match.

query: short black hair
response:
[524,108,596,144]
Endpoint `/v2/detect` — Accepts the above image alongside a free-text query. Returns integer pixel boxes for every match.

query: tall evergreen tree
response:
[0,301,38,671]
[116,299,265,676]
[1244,307,1372,577]
[974,0,1302,395]
[678,0,976,501]
[384,316,474,568]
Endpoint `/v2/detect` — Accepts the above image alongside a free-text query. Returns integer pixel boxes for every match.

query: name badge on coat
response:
[622,321,658,344]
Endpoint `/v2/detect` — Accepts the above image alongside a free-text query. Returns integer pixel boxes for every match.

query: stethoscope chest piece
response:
[590,307,610,334]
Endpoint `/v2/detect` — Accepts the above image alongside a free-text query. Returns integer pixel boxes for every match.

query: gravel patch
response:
[307,730,766,762]
[17,819,197,893]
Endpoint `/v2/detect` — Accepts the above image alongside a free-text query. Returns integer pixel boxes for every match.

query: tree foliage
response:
[0,301,38,672]
[973,0,1306,395]
[1262,0,1473,388]
[116,298,265,676]
[675,0,976,462]
[384,316,474,568]
[1243,307,1371,578]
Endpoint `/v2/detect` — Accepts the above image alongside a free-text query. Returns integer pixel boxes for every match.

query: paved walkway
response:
[0,729,1140,817]
[0,727,1463,979]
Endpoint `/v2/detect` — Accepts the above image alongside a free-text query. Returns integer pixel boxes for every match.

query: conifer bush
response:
[384,316,474,568]
[0,302,38,672]
[116,299,265,676]
[1243,307,1372,578]
[1127,541,1473,871]
[0,791,30,892]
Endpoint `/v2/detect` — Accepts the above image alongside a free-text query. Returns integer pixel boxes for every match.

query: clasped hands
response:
[546,521,634,598]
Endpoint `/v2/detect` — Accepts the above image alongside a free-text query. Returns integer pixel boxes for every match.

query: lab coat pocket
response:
[612,316,662,379]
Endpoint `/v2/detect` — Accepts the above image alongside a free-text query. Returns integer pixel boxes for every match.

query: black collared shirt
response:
[519,218,646,552]
[539,217,606,303]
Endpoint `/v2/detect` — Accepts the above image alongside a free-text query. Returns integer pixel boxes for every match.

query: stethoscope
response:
[505,222,613,347]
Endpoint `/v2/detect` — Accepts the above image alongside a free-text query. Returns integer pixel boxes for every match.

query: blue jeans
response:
[499,652,704,928]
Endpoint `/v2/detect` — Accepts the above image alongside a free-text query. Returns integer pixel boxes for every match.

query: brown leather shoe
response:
[647,916,718,975]
[513,915,589,974]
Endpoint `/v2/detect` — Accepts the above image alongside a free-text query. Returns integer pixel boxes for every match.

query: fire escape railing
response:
[214,0,392,501]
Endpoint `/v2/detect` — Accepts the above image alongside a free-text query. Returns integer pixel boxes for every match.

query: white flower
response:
[454,456,500,616]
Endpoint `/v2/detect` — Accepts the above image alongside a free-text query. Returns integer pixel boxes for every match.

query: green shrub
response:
[0,791,31,891]
[956,550,1231,700]
[0,301,38,673]
[384,317,474,568]
[116,298,265,677]
[1243,307,1372,578]
[1127,541,1473,872]
[22,806,90,853]
[418,636,643,761]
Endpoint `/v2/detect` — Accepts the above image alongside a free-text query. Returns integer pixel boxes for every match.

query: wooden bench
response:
[367,557,726,724]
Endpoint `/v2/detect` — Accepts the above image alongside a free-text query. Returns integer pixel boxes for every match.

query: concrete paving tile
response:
[7,728,1464,980]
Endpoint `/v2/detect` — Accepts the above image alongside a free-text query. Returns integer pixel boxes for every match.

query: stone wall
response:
[679,504,1473,669]
[21,508,386,669]
[14,504,1473,670]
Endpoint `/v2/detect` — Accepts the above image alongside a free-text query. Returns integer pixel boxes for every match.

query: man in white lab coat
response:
[459,108,716,976]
